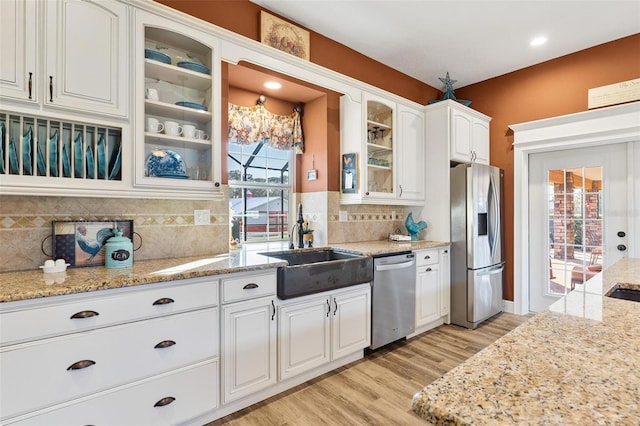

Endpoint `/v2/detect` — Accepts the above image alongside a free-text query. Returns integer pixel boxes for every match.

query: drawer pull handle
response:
[49,76,53,102]
[28,72,33,99]
[67,360,95,371]
[154,396,175,407]
[153,297,175,306]
[154,340,176,349]
[70,310,99,319]
[243,283,259,290]
[426,267,432,272]
[424,255,431,259]
[271,300,276,321]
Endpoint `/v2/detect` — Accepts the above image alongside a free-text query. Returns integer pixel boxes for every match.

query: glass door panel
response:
[547,166,602,295]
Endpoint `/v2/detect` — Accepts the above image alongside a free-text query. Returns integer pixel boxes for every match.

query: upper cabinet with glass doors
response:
[0,0,129,119]
[134,10,221,195]
[365,95,395,197]
[340,92,424,206]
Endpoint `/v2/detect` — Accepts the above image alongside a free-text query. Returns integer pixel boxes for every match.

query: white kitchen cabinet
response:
[447,101,491,164]
[423,101,491,243]
[134,9,222,194]
[414,247,450,332]
[0,277,219,424]
[278,284,370,381]
[340,93,425,206]
[8,359,219,426]
[220,270,277,403]
[0,0,130,119]
[222,296,277,403]
[278,296,331,380]
[396,104,425,202]
[331,285,371,359]
[0,0,37,103]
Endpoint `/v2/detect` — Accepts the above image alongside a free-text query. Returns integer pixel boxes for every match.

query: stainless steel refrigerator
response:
[450,163,504,329]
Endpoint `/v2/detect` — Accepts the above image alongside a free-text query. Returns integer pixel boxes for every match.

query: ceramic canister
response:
[105,229,133,268]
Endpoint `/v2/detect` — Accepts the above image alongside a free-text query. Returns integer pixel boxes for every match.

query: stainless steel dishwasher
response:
[370,252,416,349]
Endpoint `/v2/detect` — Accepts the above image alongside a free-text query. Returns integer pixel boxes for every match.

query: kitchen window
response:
[228,141,291,244]
[227,101,303,244]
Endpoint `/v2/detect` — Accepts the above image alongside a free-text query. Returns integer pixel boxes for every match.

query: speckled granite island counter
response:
[0,250,286,303]
[411,257,640,425]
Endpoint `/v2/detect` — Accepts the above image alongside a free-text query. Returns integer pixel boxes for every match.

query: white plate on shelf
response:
[145,149,187,177]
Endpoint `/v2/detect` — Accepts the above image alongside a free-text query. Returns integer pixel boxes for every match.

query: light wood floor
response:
[208,313,531,426]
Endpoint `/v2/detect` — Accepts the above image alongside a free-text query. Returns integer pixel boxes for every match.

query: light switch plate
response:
[339,210,348,222]
[391,210,396,220]
[194,209,210,225]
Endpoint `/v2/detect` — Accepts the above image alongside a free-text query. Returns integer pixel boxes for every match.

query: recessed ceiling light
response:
[264,81,282,90]
[530,36,547,47]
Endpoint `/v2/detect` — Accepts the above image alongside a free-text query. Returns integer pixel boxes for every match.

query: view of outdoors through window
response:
[228,141,291,243]
[547,166,603,295]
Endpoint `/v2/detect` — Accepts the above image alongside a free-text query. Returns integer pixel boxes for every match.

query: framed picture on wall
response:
[260,11,310,61]
[342,153,357,193]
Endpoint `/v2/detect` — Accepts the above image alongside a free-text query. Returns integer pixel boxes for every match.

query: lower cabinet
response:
[221,296,277,403]
[0,277,220,425]
[278,284,371,381]
[8,359,219,426]
[414,247,450,331]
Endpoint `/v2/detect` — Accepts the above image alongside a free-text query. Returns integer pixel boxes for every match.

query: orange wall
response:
[455,34,640,300]
[155,0,439,104]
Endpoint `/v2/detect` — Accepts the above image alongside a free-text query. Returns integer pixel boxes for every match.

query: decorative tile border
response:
[0,214,225,230]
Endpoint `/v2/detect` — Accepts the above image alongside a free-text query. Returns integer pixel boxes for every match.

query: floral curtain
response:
[228,103,304,154]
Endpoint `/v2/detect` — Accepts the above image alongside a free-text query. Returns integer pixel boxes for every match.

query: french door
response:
[528,144,629,312]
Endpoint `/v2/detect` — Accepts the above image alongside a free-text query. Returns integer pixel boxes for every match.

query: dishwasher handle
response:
[375,260,415,272]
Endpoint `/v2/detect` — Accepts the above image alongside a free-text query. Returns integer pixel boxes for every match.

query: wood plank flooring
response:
[207,312,531,426]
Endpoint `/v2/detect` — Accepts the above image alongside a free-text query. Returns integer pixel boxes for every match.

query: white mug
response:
[195,129,210,140]
[164,121,183,136]
[183,124,196,138]
[145,87,160,101]
[146,117,164,133]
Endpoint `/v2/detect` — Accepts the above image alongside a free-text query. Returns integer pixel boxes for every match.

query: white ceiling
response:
[250,0,640,90]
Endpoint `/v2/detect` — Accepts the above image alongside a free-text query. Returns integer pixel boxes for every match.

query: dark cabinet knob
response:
[617,231,626,238]
[617,244,627,251]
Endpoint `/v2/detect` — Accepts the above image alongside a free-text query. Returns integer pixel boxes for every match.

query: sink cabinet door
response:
[278,297,330,381]
[221,296,276,404]
[331,286,371,360]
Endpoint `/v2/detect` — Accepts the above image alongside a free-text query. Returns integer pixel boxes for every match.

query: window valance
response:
[228,103,303,154]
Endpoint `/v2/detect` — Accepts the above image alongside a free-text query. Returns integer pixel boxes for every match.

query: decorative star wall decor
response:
[428,72,472,107]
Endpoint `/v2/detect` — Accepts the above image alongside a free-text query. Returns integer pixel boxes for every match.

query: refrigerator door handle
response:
[476,264,505,276]
[489,172,500,260]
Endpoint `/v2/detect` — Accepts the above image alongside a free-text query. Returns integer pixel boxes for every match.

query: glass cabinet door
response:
[365,99,394,196]
[135,11,221,193]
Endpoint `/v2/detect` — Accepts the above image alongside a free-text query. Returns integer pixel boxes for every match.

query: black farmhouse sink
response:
[606,287,640,302]
[263,249,373,299]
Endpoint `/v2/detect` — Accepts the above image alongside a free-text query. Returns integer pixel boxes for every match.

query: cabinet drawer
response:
[0,308,218,420]
[1,278,218,346]
[7,359,218,426]
[415,249,439,267]
[222,271,277,304]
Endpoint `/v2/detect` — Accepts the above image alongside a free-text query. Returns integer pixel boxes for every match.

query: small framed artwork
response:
[307,169,317,181]
[52,220,133,267]
[342,153,357,193]
[260,11,310,61]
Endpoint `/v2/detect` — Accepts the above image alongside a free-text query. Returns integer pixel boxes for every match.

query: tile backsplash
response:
[0,194,229,272]
[1,191,415,272]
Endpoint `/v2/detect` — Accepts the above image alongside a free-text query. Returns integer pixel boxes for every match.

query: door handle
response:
[477,264,505,276]
[375,260,415,271]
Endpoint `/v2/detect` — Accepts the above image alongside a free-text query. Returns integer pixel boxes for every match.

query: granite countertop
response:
[0,250,286,303]
[330,240,449,256]
[411,257,640,425]
[0,240,448,304]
